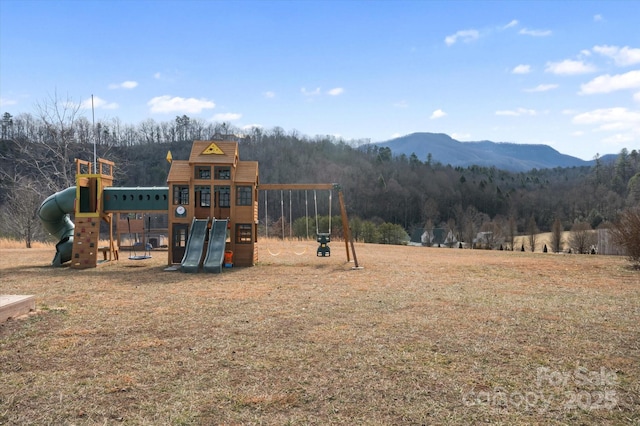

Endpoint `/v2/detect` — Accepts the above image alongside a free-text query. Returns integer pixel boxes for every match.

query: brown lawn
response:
[1,241,639,425]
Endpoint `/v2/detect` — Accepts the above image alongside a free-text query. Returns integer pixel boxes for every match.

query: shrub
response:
[377,223,410,245]
[610,207,640,268]
[569,222,595,254]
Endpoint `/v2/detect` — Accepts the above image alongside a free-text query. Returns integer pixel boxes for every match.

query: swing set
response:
[259,183,360,267]
[126,215,152,260]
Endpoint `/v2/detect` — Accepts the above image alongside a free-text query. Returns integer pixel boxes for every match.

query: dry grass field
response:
[1,240,639,425]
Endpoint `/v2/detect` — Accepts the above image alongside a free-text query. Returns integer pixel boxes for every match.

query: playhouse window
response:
[176,227,187,248]
[195,166,211,179]
[236,186,252,206]
[173,185,189,205]
[217,186,230,208]
[215,167,231,180]
[236,224,252,243]
[196,186,211,207]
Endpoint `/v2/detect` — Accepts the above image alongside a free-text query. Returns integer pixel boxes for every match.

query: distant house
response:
[410,228,424,245]
[421,228,457,247]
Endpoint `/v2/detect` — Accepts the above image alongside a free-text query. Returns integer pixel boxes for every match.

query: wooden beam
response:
[338,190,351,262]
[259,183,335,191]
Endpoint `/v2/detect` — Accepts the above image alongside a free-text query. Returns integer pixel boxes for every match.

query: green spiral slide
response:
[37,186,76,266]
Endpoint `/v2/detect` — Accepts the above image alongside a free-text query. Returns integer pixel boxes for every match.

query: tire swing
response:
[127,215,152,260]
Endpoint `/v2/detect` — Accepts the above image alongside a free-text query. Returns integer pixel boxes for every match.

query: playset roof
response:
[189,141,238,166]
[235,161,259,184]
[166,160,191,182]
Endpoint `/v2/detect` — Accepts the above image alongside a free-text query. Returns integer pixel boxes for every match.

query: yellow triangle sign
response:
[202,142,224,155]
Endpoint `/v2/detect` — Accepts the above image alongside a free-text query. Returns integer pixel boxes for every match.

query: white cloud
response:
[579,70,640,95]
[445,29,479,46]
[495,107,537,116]
[545,59,596,75]
[524,84,559,93]
[601,133,636,146]
[393,100,408,108]
[519,28,552,37]
[430,109,447,119]
[212,112,241,121]
[0,98,17,107]
[572,131,585,136]
[572,108,640,140]
[301,87,321,96]
[263,91,275,98]
[80,96,118,110]
[390,133,402,139]
[503,19,519,29]
[512,64,531,74]
[592,45,640,66]
[153,72,162,79]
[327,87,344,96]
[594,14,603,22]
[148,95,215,114]
[634,91,640,103]
[108,80,138,90]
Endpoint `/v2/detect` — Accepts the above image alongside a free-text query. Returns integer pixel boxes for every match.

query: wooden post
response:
[338,189,351,262]
[349,228,360,268]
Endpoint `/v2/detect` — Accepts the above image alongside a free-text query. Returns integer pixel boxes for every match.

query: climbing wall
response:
[71,217,101,269]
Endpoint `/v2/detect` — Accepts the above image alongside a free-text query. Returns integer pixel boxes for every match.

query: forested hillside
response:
[1,108,639,248]
[372,132,593,172]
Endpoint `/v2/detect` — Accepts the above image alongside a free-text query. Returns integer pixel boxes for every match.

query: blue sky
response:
[1,0,639,160]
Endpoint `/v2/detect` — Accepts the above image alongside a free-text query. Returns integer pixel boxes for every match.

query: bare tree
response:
[462,206,480,248]
[0,176,46,247]
[505,215,517,250]
[29,92,85,191]
[1,112,13,139]
[526,215,538,252]
[422,218,434,247]
[569,222,595,254]
[445,218,457,248]
[480,220,504,249]
[550,218,564,253]
[139,118,158,143]
[422,198,439,226]
[610,207,640,267]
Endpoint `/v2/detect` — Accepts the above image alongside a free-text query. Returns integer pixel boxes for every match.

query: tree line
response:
[0,96,639,261]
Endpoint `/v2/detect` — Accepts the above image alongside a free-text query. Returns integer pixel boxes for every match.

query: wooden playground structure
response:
[38,140,360,271]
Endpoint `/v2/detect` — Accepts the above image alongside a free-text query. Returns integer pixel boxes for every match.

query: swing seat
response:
[129,254,152,260]
[316,233,331,256]
[317,244,330,257]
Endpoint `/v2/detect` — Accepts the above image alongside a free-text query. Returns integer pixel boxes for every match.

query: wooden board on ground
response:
[0,295,36,322]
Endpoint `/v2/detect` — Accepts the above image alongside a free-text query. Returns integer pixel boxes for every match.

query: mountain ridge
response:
[370,132,611,172]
